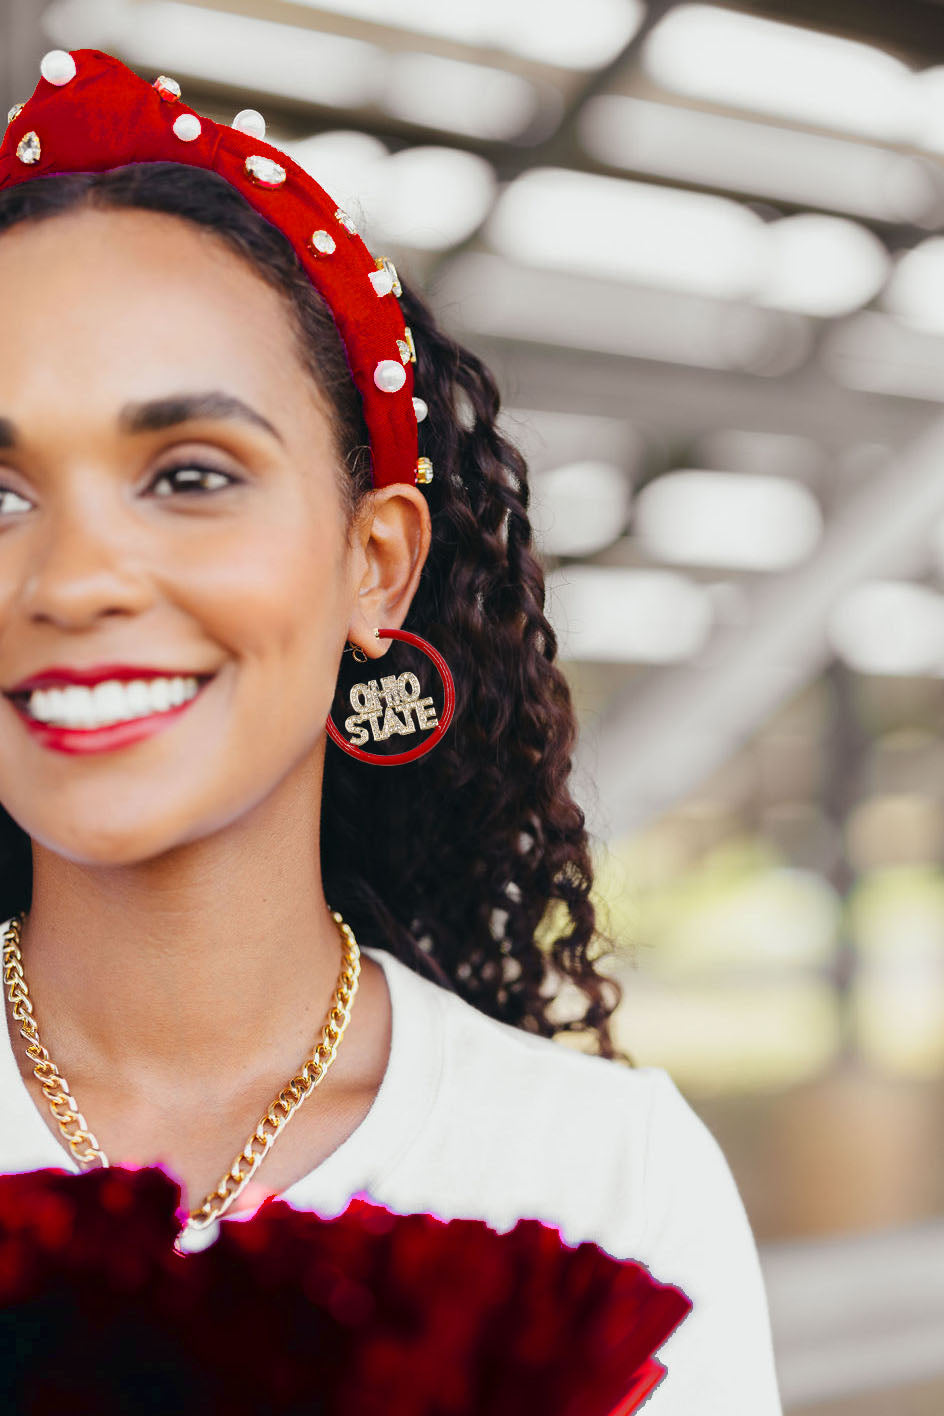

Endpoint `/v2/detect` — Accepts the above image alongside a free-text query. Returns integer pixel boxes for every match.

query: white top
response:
[0,924,783,1414]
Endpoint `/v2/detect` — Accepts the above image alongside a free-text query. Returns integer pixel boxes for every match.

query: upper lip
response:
[4,665,216,695]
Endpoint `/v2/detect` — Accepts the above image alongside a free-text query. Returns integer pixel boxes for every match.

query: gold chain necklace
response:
[0,909,360,1253]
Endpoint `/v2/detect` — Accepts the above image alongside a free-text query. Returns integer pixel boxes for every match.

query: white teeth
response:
[124,680,155,716]
[149,679,172,713]
[93,682,130,720]
[24,676,202,729]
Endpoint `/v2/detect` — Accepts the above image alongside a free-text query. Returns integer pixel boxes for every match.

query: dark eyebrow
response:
[0,392,283,451]
[118,392,284,445]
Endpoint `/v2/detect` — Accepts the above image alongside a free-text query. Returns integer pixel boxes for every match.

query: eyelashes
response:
[0,462,243,517]
[148,463,242,497]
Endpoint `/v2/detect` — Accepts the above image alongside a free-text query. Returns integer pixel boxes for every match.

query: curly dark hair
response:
[0,160,635,1066]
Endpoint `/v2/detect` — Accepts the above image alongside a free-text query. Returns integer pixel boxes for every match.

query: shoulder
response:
[378,951,736,1195]
[423,964,760,1251]
[424,957,672,1120]
[392,946,663,1111]
[386,947,684,1150]
[380,950,683,1246]
[377,950,757,1254]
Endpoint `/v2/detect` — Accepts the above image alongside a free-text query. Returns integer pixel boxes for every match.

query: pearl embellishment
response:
[40,50,76,86]
[173,113,201,142]
[374,360,407,393]
[233,109,266,139]
[413,397,429,423]
[309,230,336,255]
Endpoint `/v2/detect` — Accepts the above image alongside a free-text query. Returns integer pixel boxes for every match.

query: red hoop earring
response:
[326,628,456,765]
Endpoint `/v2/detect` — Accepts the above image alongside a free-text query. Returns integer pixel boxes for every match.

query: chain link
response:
[1,909,361,1238]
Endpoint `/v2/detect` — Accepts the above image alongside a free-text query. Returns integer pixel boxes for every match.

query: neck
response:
[11,764,355,1113]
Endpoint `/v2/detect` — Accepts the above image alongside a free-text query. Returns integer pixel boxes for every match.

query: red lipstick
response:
[4,676,216,756]
[5,664,214,694]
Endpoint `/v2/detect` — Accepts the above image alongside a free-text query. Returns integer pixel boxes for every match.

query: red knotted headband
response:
[0,48,427,491]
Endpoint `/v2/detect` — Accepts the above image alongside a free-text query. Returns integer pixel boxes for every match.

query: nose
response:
[13,501,153,629]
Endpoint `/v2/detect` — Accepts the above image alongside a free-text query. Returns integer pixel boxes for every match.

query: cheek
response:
[170,512,345,675]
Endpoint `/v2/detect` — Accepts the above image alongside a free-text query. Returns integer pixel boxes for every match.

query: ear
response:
[345,484,432,658]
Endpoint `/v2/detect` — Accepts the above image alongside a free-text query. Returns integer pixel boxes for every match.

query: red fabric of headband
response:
[0,48,420,489]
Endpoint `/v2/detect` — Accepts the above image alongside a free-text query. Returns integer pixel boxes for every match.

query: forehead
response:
[0,205,318,433]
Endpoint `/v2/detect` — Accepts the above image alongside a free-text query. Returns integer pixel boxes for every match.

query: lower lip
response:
[6,680,213,756]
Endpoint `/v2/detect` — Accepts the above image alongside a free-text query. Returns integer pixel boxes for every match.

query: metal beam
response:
[573,413,944,840]
[423,0,683,287]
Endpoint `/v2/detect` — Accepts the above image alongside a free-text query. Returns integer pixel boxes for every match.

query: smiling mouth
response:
[6,674,216,731]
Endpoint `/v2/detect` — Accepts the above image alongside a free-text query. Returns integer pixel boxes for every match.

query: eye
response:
[149,463,241,497]
[0,463,243,519]
[0,488,32,517]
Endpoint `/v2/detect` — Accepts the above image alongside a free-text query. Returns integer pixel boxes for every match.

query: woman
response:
[0,50,782,1412]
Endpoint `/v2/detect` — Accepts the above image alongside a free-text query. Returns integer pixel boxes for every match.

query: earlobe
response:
[344,628,381,663]
[349,487,431,645]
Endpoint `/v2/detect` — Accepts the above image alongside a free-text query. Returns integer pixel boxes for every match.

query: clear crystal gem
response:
[397,327,416,364]
[244,154,286,188]
[309,229,336,255]
[335,208,357,234]
[153,75,181,102]
[6,103,24,125]
[415,457,434,485]
[368,268,395,297]
[15,131,40,165]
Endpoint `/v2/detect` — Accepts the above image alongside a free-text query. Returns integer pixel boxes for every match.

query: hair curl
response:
[0,161,634,1066]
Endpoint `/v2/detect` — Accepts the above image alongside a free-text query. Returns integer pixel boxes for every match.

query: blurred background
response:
[5,0,944,1407]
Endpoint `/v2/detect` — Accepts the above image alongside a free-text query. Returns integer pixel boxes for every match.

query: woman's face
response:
[0,205,409,866]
